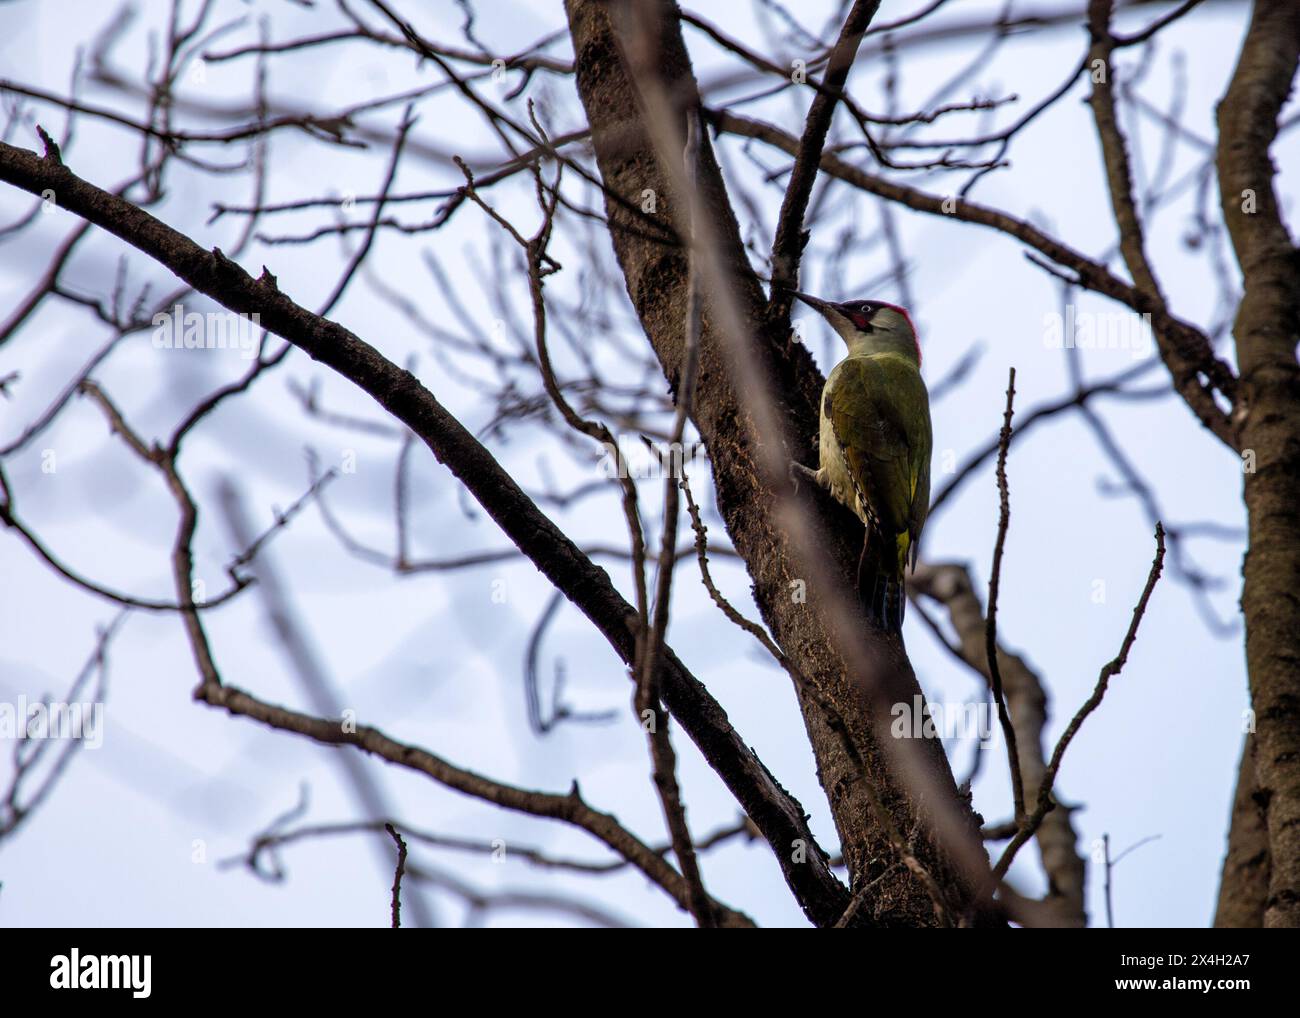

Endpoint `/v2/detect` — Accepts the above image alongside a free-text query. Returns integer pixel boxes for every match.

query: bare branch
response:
[385,823,408,929]
[985,368,1027,823]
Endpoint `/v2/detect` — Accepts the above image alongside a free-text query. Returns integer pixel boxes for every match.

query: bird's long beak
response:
[789,290,834,315]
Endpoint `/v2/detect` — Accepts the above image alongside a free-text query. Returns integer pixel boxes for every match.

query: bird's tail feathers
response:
[856,534,906,632]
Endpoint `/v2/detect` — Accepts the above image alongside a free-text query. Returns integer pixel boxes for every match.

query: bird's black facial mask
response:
[837,301,878,331]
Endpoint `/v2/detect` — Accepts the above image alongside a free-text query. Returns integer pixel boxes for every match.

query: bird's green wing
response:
[908,440,930,567]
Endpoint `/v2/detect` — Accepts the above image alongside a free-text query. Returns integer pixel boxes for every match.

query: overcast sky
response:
[1,0,1290,927]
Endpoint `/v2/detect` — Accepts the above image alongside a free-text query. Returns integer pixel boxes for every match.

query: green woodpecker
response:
[791,292,932,631]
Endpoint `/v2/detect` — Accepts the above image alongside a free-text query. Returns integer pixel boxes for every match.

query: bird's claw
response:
[789,459,818,494]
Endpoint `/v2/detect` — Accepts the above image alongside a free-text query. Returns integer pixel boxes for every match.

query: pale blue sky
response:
[0,0,1286,926]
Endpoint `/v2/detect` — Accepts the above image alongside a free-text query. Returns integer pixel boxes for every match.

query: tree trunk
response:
[1215,0,1300,928]
[1214,734,1270,927]
[564,0,991,926]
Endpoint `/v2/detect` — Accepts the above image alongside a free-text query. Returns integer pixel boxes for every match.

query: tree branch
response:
[767,0,880,306]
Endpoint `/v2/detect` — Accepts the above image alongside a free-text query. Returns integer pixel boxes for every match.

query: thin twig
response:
[1103,831,1162,927]
[990,524,1167,889]
[767,0,880,305]
[986,367,1026,823]
[385,823,408,928]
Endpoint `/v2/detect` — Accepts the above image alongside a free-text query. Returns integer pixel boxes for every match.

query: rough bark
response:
[1215,0,1300,928]
[1214,733,1271,927]
[564,0,991,925]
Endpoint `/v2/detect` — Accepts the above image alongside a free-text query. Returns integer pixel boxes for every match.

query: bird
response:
[789,291,932,632]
